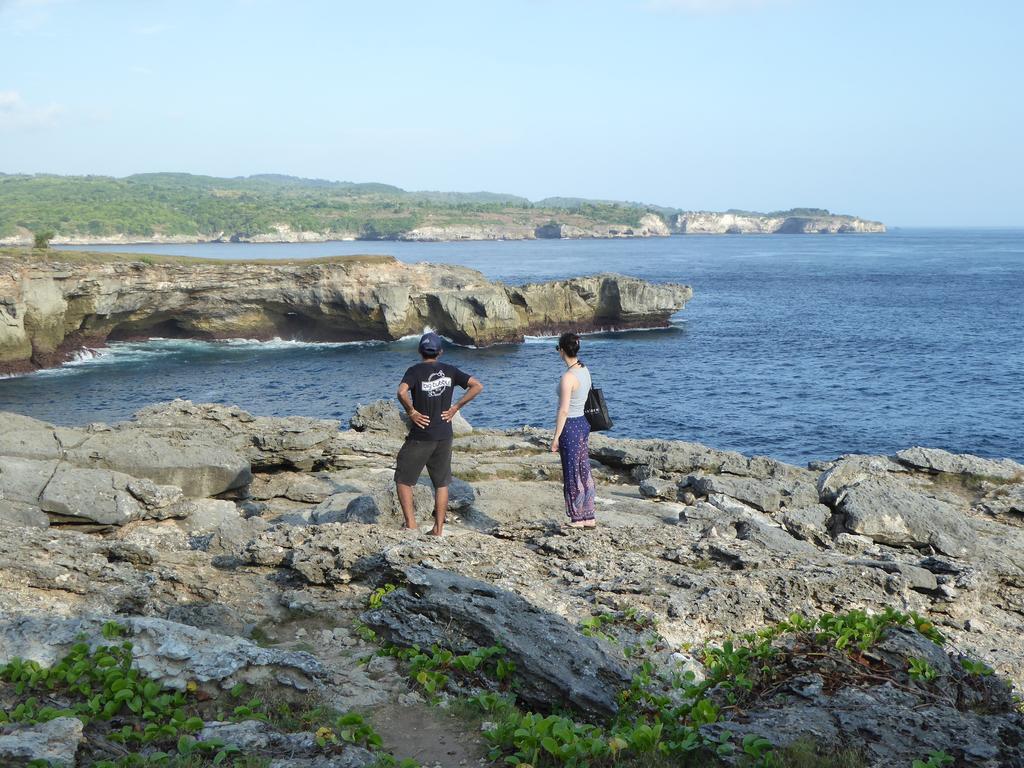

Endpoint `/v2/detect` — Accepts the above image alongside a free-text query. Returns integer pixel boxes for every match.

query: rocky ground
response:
[1,399,1022,767]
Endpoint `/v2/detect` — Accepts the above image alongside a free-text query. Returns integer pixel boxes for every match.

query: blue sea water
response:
[3,229,1022,466]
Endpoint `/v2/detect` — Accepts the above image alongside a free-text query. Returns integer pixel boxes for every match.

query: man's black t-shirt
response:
[401,361,472,441]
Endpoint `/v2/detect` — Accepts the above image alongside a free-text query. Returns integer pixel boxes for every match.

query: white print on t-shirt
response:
[421,371,452,397]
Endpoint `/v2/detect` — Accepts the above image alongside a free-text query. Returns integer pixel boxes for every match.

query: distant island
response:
[0,172,885,245]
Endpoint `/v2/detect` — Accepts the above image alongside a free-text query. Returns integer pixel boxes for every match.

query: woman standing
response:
[550,332,597,528]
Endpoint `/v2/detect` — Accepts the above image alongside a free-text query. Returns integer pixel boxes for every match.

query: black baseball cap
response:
[418,332,443,355]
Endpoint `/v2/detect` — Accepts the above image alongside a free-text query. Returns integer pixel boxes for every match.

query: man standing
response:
[395,332,483,535]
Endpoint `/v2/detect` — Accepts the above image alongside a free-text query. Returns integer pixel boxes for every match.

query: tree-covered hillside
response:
[0,173,659,239]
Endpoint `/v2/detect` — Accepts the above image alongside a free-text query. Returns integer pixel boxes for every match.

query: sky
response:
[1,0,1021,226]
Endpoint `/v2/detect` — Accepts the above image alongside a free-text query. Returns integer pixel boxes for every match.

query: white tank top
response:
[564,365,591,418]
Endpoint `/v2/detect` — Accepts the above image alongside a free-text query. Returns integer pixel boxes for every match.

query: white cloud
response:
[0,90,63,129]
[646,0,795,12]
[0,0,70,32]
[135,23,171,36]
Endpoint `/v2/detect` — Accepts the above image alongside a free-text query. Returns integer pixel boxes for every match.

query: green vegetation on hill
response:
[0,173,664,240]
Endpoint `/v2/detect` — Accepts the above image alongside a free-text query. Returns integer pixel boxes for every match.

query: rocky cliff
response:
[672,211,886,234]
[0,400,1022,766]
[0,252,692,374]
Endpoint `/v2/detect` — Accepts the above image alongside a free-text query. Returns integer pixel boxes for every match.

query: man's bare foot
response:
[402,523,419,531]
[427,528,444,537]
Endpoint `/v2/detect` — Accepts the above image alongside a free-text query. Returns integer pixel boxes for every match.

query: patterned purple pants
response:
[559,416,596,522]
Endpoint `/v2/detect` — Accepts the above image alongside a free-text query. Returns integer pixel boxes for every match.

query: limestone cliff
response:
[672,211,886,234]
[0,252,692,374]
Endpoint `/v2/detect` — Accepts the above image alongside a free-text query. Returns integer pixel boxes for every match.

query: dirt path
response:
[369,702,490,768]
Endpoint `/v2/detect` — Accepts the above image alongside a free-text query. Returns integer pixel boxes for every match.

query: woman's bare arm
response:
[550,373,576,452]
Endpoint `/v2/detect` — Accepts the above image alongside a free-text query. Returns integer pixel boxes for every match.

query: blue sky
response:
[1,0,1021,226]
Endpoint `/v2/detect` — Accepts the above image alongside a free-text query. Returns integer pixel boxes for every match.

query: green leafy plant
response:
[368,583,398,610]
[960,657,994,677]
[908,657,939,683]
[912,750,954,768]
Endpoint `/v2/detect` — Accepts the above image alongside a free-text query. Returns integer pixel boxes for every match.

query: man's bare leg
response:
[429,486,449,536]
[396,483,417,529]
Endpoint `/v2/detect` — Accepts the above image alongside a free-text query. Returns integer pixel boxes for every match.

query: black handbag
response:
[584,384,613,432]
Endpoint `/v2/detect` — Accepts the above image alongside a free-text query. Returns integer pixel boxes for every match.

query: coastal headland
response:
[0,249,692,375]
[0,173,885,245]
[0,399,1021,766]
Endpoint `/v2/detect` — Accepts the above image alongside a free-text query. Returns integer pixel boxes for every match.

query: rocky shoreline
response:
[0,253,691,375]
[0,212,885,246]
[1,399,1022,767]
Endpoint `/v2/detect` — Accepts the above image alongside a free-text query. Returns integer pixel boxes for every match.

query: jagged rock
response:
[0,499,49,528]
[0,615,323,691]
[248,472,338,503]
[639,477,677,500]
[683,473,784,512]
[447,477,476,511]
[350,400,408,436]
[269,755,375,768]
[0,413,64,460]
[0,716,83,767]
[362,566,631,718]
[33,466,188,527]
[63,429,251,497]
[847,559,939,592]
[896,446,1024,482]
[181,498,265,553]
[979,483,1024,517]
[129,400,339,472]
[778,505,832,545]
[38,465,146,525]
[350,398,472,439]
[701,630,1024,767]
[314,476,473,526]
[836,475,974,556]
[0,456,58,505]
[126,477,185,512]
[816,454,909,505]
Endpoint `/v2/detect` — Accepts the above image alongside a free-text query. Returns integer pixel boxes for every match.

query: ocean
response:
[4,229,1021,466]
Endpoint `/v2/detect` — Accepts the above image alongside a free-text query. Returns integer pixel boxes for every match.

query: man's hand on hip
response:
[409,410,430,428]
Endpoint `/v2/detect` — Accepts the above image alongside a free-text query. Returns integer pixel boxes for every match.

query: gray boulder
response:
[683,473,784,512]
[39,465,145,525]
[896,446,1024,483]
[350,399,472,439]
[64,431,251,497]
[362,566,630,718]
[639,476,677,501]
[315,476,474,526]
[837,475,973,556]
[0,615,322,692]
[779,505,833,545]
[0,457,58,505]
[269,754,375,768]
[0,499,49,528]
[129,400,341,472]
[0,412,63,460]
[0,716,83,767]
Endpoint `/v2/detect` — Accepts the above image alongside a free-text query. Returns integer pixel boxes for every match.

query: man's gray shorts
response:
[394,438,453,488]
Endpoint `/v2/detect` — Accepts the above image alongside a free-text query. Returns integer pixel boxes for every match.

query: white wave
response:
[219,337,384,350]
[65,347,115,365]
[525,324,681,344]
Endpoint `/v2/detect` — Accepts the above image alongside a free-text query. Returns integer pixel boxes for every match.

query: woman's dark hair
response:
[557,332,581,358]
